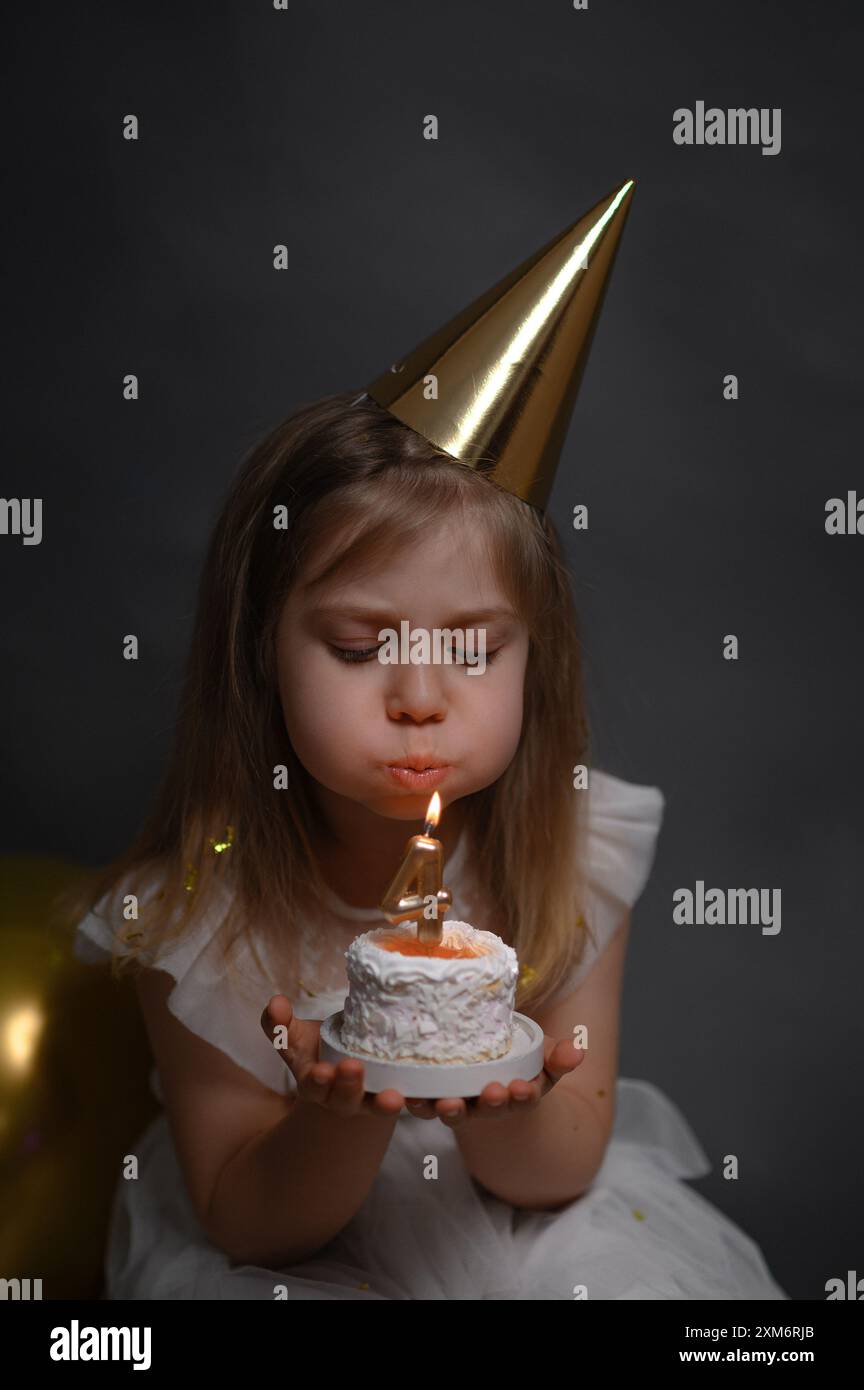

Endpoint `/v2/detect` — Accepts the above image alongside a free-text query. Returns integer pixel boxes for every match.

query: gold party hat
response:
[366,178,636,512]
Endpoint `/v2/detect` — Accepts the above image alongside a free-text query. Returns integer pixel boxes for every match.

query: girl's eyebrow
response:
[308,604,518,625]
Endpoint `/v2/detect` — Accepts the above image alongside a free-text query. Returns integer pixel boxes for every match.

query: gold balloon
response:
[0,856,158,1299]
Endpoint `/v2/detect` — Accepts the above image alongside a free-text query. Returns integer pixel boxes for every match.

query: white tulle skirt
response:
[104,1078,789,1301]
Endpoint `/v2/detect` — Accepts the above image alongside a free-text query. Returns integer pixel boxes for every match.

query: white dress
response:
[74,770,789,1301]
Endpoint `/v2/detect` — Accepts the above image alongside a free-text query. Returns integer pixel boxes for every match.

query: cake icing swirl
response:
[341,920,518,1064]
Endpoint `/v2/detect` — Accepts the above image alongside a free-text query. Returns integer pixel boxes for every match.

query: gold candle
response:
[379,792,453,946]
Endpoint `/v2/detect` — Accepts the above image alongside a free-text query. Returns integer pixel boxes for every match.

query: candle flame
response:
[425,791,442,829]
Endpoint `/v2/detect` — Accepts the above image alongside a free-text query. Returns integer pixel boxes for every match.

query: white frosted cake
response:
[340,919,519,1064]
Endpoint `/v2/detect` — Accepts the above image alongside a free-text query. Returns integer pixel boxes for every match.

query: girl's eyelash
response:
[329,645,503,666]
[330,645,382,663]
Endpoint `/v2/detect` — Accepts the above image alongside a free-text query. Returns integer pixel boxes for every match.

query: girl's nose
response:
[384,663,448,722]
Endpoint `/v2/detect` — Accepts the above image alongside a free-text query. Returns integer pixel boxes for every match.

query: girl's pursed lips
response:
[385,764,452,790]
[387,755,448,771]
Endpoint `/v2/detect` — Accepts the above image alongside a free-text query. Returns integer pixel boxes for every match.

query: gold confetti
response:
[297,979,317,998]
[357,1281,370,1290]
[208,824,235,855]
[519,964,537,987]
[182,826,234,895]
[632,1209,645,1222]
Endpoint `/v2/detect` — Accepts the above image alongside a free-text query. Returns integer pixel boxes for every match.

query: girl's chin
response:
[370,795,445,820]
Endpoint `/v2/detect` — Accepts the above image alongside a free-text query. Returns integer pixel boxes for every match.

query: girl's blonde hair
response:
[61,390,596,1014]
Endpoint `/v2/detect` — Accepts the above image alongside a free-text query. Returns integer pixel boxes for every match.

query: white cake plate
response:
[319,1010,545,1099]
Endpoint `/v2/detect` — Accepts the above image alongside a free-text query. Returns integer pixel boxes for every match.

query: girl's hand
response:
[403,1034,585,1126]
[260,995,405,1119]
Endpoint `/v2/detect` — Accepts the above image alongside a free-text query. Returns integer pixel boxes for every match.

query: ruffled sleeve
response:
[73,874,295,1099]
[547,768,666,1002]
[73,872,165,967]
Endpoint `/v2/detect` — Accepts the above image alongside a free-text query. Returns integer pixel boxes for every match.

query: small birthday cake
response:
[340,920,519,1064]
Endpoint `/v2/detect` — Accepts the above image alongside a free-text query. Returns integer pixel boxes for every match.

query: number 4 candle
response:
[378,792,453,945]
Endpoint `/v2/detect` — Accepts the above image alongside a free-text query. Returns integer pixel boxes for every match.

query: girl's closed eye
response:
[329,643,383,663]
[328,643,504,665]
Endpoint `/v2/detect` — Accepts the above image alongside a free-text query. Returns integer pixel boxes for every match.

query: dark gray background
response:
[3,0,861,1301]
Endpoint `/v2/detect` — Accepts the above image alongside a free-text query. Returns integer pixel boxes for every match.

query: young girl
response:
[72,385,788,1300]
[73,186,789,1299]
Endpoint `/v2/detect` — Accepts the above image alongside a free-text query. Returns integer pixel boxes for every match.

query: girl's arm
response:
[452,913,630,1210]
[135,968,399,1267]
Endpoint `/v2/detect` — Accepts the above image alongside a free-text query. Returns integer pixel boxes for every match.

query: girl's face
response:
[276,512,530,824]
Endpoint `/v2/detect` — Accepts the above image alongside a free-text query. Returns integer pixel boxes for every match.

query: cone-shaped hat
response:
[365,178,636,512]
